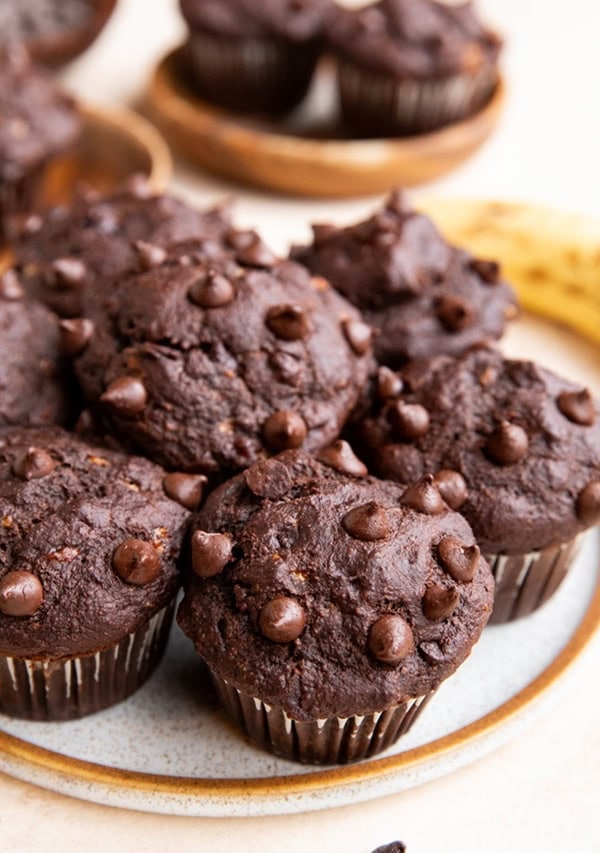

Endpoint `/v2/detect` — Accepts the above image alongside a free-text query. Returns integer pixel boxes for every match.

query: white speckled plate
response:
[0,201,599,817]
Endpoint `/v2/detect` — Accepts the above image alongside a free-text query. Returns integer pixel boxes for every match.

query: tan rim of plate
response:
[0,200,598,803]
[147,50,505,198]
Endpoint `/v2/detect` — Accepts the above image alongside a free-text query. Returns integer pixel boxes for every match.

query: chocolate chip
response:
[259,596,306,643]
[229,231,277,268]
[390,401,430,441]
[418,641,445,664]
[244,458,293,499]
[342,319,372,355]
[422,584,459,621]
[437,536,480,582]
[485,421,529,465]
[266,304,310,341]
[0,571,43,617]
[368,615,414,665]
[263,410,307,451]
[13,447,56,480]
[342,502,390,541]
[433,469,468,509]
[317,440,368,478]
[557,389,596,426]
[100,376,147,416]
[576,481,600,525]
[112,539,160,585]
[311,223,337,245]
[191,530,233,577]
[163,472,207,510]
[401,475,446,515]
[436,295,475,331]
[51,257,87,288]
[377,367,403,400]
[58,318,94,357]
[0,269,23,300]
[386,188,411,216]
[188,270,235,308]
[134,240,167,270]
[470,258,500,284]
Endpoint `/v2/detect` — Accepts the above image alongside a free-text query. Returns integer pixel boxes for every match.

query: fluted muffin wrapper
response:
[485,535,583,625]
[0,602,174,721]
[180,32,320,115]
[211,673,435,765]
[337,58,498,136]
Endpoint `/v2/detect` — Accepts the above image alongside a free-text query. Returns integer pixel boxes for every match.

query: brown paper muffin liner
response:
[485,536,583,625]
[181,32,320,115]
[0,602,174,721]
[337,59,498,136]
[211,674,435,765]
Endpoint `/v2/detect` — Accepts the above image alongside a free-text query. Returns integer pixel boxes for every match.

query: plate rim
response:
[0,536,598,801]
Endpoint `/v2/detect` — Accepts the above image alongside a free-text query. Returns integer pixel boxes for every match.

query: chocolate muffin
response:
[68,240,374,475]
[8,177,232,318]
[328,0,502,136]
[292,192,517,367]
[179,0,332,115]
[0,269,73,428]
[0,44,80,241]
[356,348,600,623]
[0,426,191,720]
[0,0,117,67]
[178,448,494,764]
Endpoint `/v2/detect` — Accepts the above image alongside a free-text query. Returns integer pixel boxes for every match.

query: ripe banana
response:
[418,197,600,348]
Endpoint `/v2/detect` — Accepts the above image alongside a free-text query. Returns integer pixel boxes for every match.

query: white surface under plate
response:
[0,315,598,818]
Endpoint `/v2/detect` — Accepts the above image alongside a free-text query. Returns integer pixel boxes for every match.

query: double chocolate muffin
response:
[328,0,502,136]
[292,191,517,367]
[179,0,332,115]
[9,177,232,318]
[68,241,374,475]
[0,427,191,720]
[0,0,117,67]
[356,348,600,622]
[0,44,80,241]
[178,448,494,763]
[0,269,73,428]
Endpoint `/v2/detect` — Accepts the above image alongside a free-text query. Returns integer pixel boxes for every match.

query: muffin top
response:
[328,0,501,79]
[0,43,80,180]
[0,270,73,428]
[356,348,600,554]
[0,427,191,659]
[69,241,374,475]
[292,191,517,366]
[9,178,233,318]
[180,0,332,42]
[178,448,493,720]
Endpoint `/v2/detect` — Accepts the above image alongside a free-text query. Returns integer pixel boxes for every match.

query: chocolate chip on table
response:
[244,458,293,499]
[58,318,94,356]
[390,401,430,441]
[188,270,235,308]
[342,502,390,541]
[576,481,600,525]
[368,615,414,665]
[259,596,306,643]
[191,531,233,578]
[485,420,529,465]
[262,410,307,451]
[437,536,480,582]
[317,440,367,478]
[112,539,161,586]
[342,318,372,355]
[100,376,147,416]
[0,571,43,617]
[13,447,56,480]
[433,469,468,509]
[401,475,446,515]
[0,269,24,300]
[557,388,596,426]
[422,584,460,621]
[163,472,207,510]
[266,304,310,341]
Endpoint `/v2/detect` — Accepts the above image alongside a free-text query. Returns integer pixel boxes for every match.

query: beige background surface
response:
[1,1,599,850]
